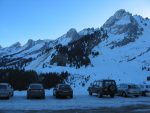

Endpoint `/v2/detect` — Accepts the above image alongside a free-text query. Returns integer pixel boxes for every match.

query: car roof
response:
[58,84,70,86]
[119,83,137,85]
[29,83,42,86]
[95,79,115,82]
[0,83,9,85]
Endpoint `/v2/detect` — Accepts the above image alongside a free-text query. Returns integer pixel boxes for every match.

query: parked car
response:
[0,83,14,99]
[139,84,150,96]
[87,79,117,98]
[27,83,45,99]
[117,83,141,97]
[53,84,73,98]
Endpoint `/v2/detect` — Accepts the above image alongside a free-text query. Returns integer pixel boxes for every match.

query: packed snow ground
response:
[0,90,150,110]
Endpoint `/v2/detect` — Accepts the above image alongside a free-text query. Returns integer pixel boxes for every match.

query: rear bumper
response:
[57,91,73,97]
[0,93,9,98]
[101,90,116,95]
[27,91,45,98]
[127,92,140,96]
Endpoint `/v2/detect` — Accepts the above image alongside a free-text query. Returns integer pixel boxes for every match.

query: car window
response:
[93,81,97,86]
[0,85,7,89]
[30,84,43,89]
[59,85,71,89]
[99,82,102,87]
[128,85,139,89]
[95,81,99,86]
[104,81,115,87]
[146,85,150,88]
[140,85,144,88]
[119,84,126,88]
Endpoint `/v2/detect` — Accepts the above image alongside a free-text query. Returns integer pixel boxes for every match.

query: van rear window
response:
[0,85,7,89]
[128,85,138,89]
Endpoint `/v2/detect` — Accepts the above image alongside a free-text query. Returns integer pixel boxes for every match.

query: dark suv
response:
[53,84,73,98]
[88,79,117,98]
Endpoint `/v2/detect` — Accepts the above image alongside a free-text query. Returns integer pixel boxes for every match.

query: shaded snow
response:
[0,90,150,110]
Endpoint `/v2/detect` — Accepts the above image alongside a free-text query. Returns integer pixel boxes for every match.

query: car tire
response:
[122,92,127,97]
[97,92,103,98]
[11,92,14,97]
[89,91,92,96]
[110,94,115,98]
[27,95,30,99]
[42,95,45,99]
[6,96,10,100]
[135,95,139,97]
[108,85,116,92]
[56,94,59,99]
[142,91,146,96]
[70,94,73,99]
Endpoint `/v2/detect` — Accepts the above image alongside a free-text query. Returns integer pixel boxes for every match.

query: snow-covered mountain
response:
[0,9,150,90]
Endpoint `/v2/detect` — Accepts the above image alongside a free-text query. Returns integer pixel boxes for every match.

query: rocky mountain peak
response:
[114,9,130,19]
[103,9,133,28]
[66,28,80,41]
[10,42,21,48]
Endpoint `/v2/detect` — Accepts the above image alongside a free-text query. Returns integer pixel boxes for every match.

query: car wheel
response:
[89,91,92,96]
[135,95,139,97]
[53,91,56,96]
[11,92,14,97]
[42,95,45,99]
[97,92,103,98]
[70,94,73,99]
[6,95,10,99]
[27,95,30,99]
[122,92,127,97]
[110,94,114,98]
[56,94,59,99]
[142,91,146,96]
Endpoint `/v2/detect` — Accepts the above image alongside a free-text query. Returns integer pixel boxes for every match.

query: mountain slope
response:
[0,9,150,90]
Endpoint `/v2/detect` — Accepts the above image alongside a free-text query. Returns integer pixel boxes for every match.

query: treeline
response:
[0,69,70,91]
[50,29,108,68]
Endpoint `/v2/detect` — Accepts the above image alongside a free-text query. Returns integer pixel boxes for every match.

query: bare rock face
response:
[66,28,80,41]
[103,9,143,48]
[103,9,139,34]
[9,42,21,48]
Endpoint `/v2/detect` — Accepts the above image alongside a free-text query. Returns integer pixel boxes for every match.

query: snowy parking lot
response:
[0,90,150,111]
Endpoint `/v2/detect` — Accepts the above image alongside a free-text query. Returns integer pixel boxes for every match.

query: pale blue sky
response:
[0,0,150,47]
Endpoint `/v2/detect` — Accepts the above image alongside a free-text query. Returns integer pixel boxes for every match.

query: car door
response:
[91,81,96,93]
[93,81,99,93]
[95,81,101,93]
[118,84,124,95]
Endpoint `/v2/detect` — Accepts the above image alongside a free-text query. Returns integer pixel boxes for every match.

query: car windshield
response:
[30,84,43,89]
[0,85,7,89]
[128,85,139,89]
[59,85,71,90]
[104,81,115,86]
[146,85,150,88]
